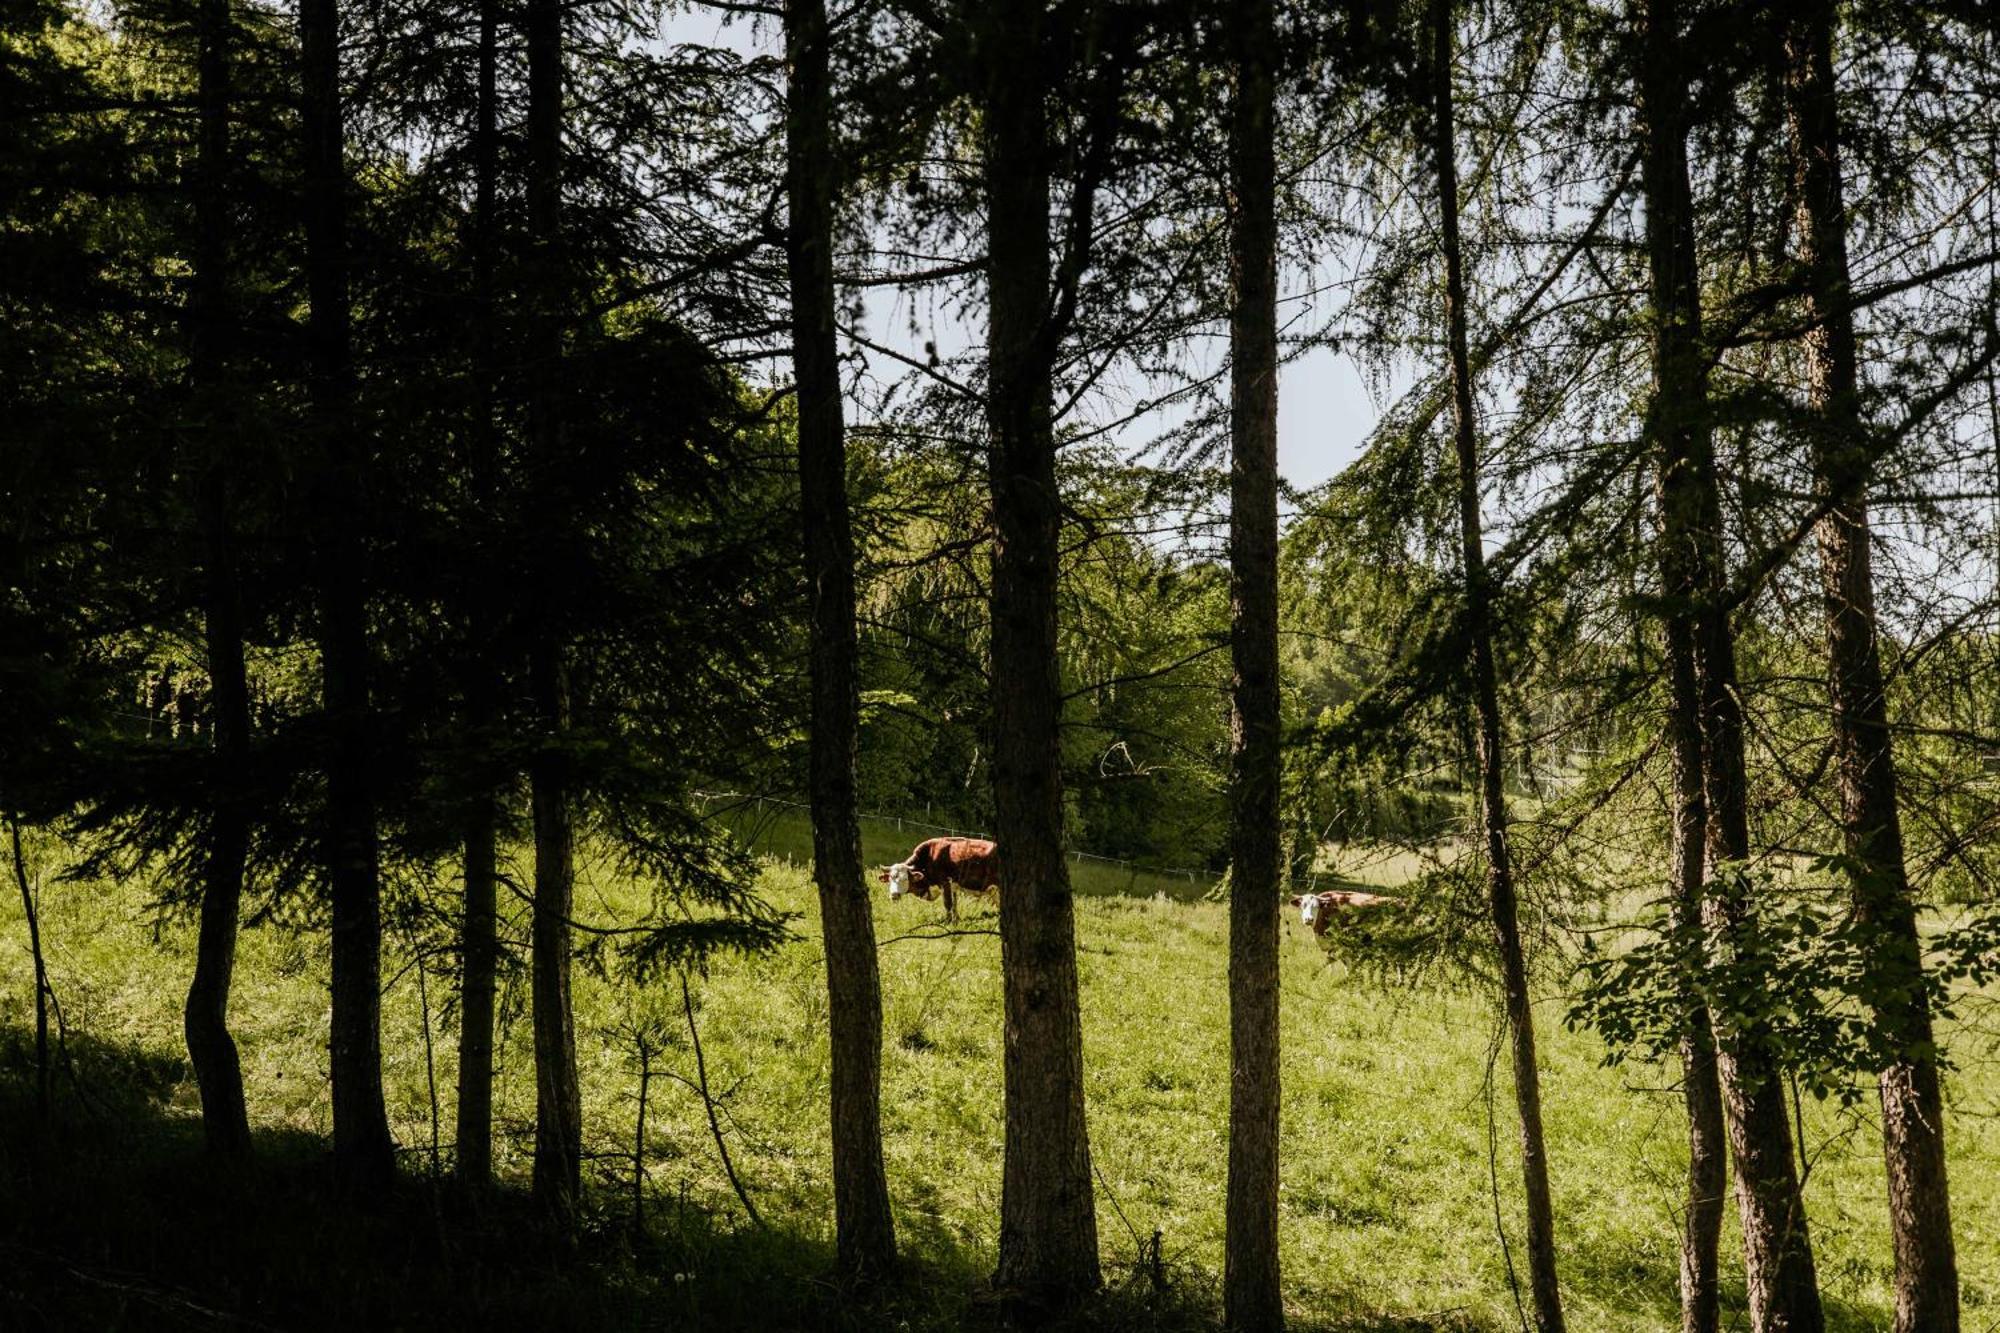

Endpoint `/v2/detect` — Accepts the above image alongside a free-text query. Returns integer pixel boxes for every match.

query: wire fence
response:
[694,790,1217,888]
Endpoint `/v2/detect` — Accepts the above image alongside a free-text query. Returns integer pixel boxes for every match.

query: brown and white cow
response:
[879,836,1000,921]
[1288,888,1396,936]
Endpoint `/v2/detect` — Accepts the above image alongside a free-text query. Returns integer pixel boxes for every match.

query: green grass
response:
[2,826,1997,1330]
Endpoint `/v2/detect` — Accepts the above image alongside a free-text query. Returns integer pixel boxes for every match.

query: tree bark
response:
[1632,0,1725,1323]
[453,0,502,1194]
[1779,6,1957,1328]
[785,0,897,1282]
[981,0,1101,1308]
[300,0,394,1193]
[1684,298,1826,1333]
[9,818,51,1126]
[1224,0,1282,1327]
[1428,2,1563,1327]
[184,0,253,1160]
[524,0,582,1228]
[188,477,255,1157]
[528,642,580,1223]
[456,789,498,1186]
[1698,608,1825,1332]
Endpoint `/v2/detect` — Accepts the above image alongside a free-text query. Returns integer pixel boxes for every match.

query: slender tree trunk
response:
[457,790,498,1185]
[1686,331,1825,1330]
[981,0,1100,1307]
[528,643,580,1222]
[784,0,897,1282]
[631,1037,652,1245]
[1696,583,1825,1332]
[189,474,254,1157]
[1632,1,1725,1323]
[9,817,50,1125]
[1224,0,1282,1327]
[184,0,253,1160]
[1780,6,1957,1328]
[1630,7,1824,1326]
[300,0,394,1192]
[524,0,581,1227]
[453,0,502,1194]
[1428,3,1563,1327]
[1665,629,1726,1333]
[1627,18,1829,1310]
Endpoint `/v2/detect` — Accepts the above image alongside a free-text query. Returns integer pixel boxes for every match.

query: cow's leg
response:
[943,882,957,923]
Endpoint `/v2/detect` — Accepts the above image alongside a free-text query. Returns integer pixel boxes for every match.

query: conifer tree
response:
[1779,2,1956,1324]
[300,0,396,1192]
[182,0,254,1159]
[786,0,897,1281]
[1427,0,1563,1325]
[1224,0,1283,1326]
[523,0,582,1226]
[453,0,504,1193]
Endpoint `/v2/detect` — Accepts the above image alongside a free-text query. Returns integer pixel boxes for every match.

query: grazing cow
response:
[879,836,1000,922]
[1288,889,1396,936]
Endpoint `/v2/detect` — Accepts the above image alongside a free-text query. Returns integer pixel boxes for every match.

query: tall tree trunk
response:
[457,790,498,1185]
[1633,1,1725,1324]
[300,0,394,1192]
[528,643,579,1222]
[1428,3,1563,1327]
[9,817,51,1125]
[1683,265,1825,1331]
[1631,7,1828,1306]
[784,0,897,1282]
[184,0,253,1159]
[981,0,1100,1308]
[1224,0,1282,1327]
[1780,6,1957,1328]
[453,0,502,1193]
[1702,717,1827,1333]
[1699,612,1825,1331]
[524,0,581,1227]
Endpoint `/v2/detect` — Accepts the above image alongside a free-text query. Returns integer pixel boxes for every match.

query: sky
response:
[662,4,1391,496]
[1280,347,1384,492]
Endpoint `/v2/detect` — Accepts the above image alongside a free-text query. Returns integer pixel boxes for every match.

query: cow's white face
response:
[1297,893,1322,927]
[887,863,913,900]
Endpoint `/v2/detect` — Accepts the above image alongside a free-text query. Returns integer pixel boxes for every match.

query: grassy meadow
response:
[2,813,1997,1330]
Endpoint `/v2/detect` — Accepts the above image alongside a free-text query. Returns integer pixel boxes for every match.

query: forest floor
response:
[2,816,1997,1331]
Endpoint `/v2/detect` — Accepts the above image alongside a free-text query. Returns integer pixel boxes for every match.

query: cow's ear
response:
[877,869,889,883]
[909,868,926,883]
[1288,895,1301,907]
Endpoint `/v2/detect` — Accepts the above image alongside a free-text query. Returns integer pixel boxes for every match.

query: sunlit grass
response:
[3,824,1997,1330]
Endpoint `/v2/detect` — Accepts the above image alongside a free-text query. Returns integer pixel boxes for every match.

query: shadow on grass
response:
[0,1024,1225,1331]
[0,1026,1890,1332]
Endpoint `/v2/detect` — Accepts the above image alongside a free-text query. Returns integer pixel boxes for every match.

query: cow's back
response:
[942,837,998,890]
[908,836,998,891]
[906,837,953,882]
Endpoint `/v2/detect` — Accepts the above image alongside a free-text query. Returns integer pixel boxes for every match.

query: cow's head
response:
[1289,893,1323,929]
[881,862,925,901]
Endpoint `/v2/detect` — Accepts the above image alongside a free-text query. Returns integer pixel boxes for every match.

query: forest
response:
[2,0,1998,1328]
